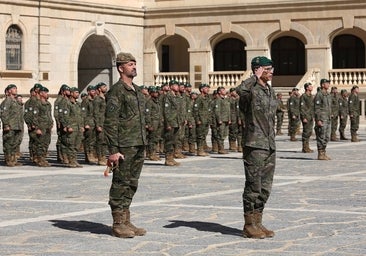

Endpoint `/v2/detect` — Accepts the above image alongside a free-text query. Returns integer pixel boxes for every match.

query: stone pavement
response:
[1,128,366,256]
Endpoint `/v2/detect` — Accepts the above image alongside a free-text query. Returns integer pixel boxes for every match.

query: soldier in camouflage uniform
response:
[93,82,108,165]
[194,83,211,156]
[1,84,24,166]
[187,91,198,154]
[81,85,97,163]
[330,86,340,141]
[338,89,349,140]
[174,82,188,159]
[104,52,147,238]
[183,83,193,151]
[213,86,231,154]
[236,56,276,239]
[53,84,71,164]
[299,82,314,153]
[162,80,183,166]
[314,79,332,160]
[229,88,241,151]
[32,86,53,167]
[59,87,84,167]
[348,85,360,142]
[210,90,219,153]
[145,86,163,161]
[288,88,300,141]
[275,93,286,135]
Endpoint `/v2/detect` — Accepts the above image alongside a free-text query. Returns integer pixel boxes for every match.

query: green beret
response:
[320,78,330,84]
[87,85,96,91]
[70,87,79,92]
[60,84,70,91]
[6,84,17,91]
[116,52,136,64]
[40,86,49,92]
[148,86,158,93]
[33,83,43,90]
[96,82,106,88]
[184,82,192,88]
[251,56,273,67]
[81,92,88,97]
[229,88,236,92]
[199,83,210,90]
[169,80,179,86]
[140,85,148,90]
[304,82,312,90]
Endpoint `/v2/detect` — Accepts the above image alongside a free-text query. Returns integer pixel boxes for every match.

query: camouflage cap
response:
[116,52,136,64]
[251,56,273,67]
[6,84,17,91]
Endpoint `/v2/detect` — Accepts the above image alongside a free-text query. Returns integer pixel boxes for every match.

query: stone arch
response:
[70,28,121,88]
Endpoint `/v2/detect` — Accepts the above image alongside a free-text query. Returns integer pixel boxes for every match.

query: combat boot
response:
[218,143,228,154]
[165,154,180,166]
[98,156,107,166]
[182,141,189,151]
[237,140,242,152]
[351,134,360,142]
[253,211,274,238]
[302,141,314,153]
[229,140,237,151]
[123,209,146,236]
[211,141,218,153]
[11,155,22,166]
[196,146,208,156]
[5,155,15,167]
[290,134,297,141]
[174,147,186,159]
[340,132,348,140]
[37,156,50,167]
[111,211,135,238]
[149,148,161,161]
[67,156,83,168]
[243,213,265,239]
[330,134,338,141]
[188,143,196,154]
[317,150,328,160]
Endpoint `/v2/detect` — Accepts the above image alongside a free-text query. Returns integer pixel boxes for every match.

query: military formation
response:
[0,79,244,167]
[279,80,361,160]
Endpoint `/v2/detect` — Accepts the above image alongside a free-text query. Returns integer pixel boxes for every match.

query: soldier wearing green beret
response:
[288,87,300,141]
[236,56,276,239]
[314,79,332,160]
[32,86,53,167]
[93,82,108,165]
[213,86,231,154]
[300,82,314,153]
[228,87,241,152]
[330,86,340,141]
[104,52,147,238]
[348,85,360,142]
[338,89,349,140]
[81,85,97,164]
[1,84,24,166]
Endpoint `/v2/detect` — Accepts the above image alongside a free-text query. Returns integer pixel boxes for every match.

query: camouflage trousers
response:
[331,116,338,136]
[3,129,22,155]
[196,122,209,148]
[301,119,314,142]
[350,115,360,135]
[242,146,276,213]
[315,119,331,150]
[276,112,284,131]
[338,115,348,134]
[109,145,145,211]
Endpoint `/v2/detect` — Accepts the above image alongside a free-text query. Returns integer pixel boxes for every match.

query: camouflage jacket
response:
[194,94,211,125]
[229,96,240,123]
[59,99,84,130]
[214,96,231,124]
[314,90,332,122]
[331,94,340,118]
[338,97,348,118]
[24,96,39,128]
[288,95,300,117]
[145,97,162,129]
[104,80,147,154]
[1,96,24,130]
[81,97,95,128]
[300,93,314,121]
[348,93,360,117]
[163,91,183,128]
[33,99,53,130]
[236,76,277,150]
[93,95,106,128]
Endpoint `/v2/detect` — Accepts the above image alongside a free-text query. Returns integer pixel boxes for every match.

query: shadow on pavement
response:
[164,220,242,237]
[50,220,111,235]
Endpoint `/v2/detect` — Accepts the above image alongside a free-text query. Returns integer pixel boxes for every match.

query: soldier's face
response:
[121,61,137,78]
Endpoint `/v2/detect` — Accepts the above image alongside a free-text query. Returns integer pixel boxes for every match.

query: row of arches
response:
[158,34,365,75]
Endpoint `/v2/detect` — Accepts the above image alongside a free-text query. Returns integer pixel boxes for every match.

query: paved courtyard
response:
[0,127,366,255]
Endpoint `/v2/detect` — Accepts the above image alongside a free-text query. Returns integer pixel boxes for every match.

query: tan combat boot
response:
[351,134,360,142]
[165,154,180,166]
[211,141,218,153]
[253,211,274,238]
[243,213,266,239]
[197,146,208,156]
[229,140,237,151]
[174,147,186,159]
[302,141,314,153]
[340,132,348,140]
[111,211,135,238]
[317,150,328,160]
[218,143,228,154]
[123,209,146,236]
[188,143,196,154]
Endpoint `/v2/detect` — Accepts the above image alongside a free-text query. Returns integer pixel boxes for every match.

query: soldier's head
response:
[340,89,348,98]
[169,80,179,92]
[251,56,274,82]
[60,84,71,96]
[320,78,330,90]
[116,52,137,79]
[199,83,210,94]
[96,82,108,93]
[87,85,97,97]
[331,86,338,94]
[304,82,313,92]
[351,85,359,94]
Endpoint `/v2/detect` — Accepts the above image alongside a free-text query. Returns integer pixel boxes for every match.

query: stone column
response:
[143,49,157,86]
[188,48,210,90]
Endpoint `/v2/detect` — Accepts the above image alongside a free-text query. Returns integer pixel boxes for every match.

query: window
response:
[6,25,22,70]
[214,38,246,71]
[271,36,305,75]
[332,34,365,69]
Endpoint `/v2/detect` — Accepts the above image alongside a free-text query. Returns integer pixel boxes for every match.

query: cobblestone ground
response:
[0,127,366,255]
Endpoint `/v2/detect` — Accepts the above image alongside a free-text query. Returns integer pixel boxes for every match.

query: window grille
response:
[6,25,22,70]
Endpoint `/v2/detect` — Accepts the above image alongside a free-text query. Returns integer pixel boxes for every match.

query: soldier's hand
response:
[85,125,90,130]
[166,126,172,131]
[3,126,10,131]
[303,118,308,123]
[97,126,103,132]
[317,120,323,127]
[196,121,201,126]
[108,152,124,164]
[67,127,73,133]
[36,129,42,135]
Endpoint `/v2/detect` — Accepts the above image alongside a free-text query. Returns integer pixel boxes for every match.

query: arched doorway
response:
[332,34,365,68]
[158,35,189,72]
[213,38,246,71]
[78,34,115,91]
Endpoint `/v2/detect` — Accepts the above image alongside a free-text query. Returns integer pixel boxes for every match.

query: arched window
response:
[271,36,305,75]
[214,38,246,71]
[6,25,22,70]
[332,34,365,69]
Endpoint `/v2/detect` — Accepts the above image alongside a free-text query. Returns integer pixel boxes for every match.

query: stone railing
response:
[328,69,366,88]
[295,68,321,94]
[208,70,251,90]
[154,72,189,86]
